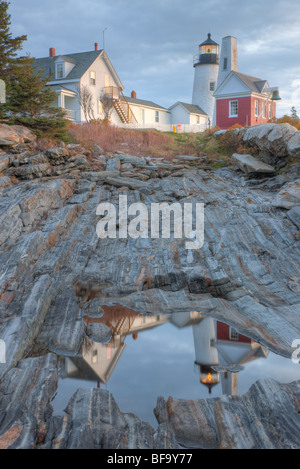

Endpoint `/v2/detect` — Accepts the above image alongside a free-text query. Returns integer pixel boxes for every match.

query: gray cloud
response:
[9,0,300,115]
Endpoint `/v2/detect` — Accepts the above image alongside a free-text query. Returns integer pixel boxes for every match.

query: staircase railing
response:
[103,86,137,124]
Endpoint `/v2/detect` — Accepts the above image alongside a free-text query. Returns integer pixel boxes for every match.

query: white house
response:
[33,44,137,125]
[168,101,208,131]
[33,44,208,132]
[124,91,170,130]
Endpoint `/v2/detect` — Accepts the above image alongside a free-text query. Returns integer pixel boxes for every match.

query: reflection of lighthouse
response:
[192,318,269,395]
[193,317,220,394]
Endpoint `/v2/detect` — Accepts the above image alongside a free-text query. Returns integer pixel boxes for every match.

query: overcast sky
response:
[8,0,300,117]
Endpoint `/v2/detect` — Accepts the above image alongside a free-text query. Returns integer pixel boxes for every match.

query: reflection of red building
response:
[192,317,269,395]
[216,321,251,343]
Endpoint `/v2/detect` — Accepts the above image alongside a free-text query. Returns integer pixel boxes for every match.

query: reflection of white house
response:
[33,44,209,132]
[60,309,268,397]
[61,313,172,385]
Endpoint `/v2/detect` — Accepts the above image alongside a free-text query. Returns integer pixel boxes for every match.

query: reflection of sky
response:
[52,321,300,428]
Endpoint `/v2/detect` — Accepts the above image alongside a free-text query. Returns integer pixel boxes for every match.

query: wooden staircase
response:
[114,91,138,125]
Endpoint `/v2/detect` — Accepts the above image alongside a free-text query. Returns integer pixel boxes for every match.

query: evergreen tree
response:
[7,58,68,140]
[290,106,299,120]
[0,1,69,140]
[0,1,27,81]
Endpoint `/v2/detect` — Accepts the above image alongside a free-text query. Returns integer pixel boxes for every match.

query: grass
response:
[67,121,236,168]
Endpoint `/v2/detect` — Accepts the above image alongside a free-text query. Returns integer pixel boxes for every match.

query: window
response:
[223,57,228,70]
[209,81,215,92]
[90,71,96,85]
[262,102,266,118]
[92,349,98,364]
[230,327,239,340]
[155,110,159,123]
[255,100,259,117]
[56,63,64,79]
[229,100,238,117]
[139,108,145,123]
[269,103,273,120]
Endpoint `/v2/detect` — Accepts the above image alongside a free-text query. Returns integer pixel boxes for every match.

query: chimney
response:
[131,90,137,99]
[49,48,56,58]
[94,43,98,51]
[216,36,238,89]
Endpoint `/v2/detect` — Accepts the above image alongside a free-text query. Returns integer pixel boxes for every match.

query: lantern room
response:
[199,365,220,394]
[193,33,220,66]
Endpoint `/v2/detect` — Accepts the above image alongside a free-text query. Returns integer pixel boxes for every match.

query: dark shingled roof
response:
[234,72,268,93]
[33,50,104,81]
[125,96,168,110]
[199,33,219,47]
[175,102,208,116]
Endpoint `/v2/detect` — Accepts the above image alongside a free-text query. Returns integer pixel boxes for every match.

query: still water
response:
[52,310,300,428]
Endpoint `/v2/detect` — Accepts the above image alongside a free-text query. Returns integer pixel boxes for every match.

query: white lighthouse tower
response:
[192,33,220,126]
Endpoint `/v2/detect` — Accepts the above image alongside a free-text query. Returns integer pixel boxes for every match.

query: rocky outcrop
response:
[154,378,300,449]
[0,124,36,146]
[0,124,300,449]
[231,153,276,175]
[272,179,300,209]
[216,123,300,159]
[240,123,299,157]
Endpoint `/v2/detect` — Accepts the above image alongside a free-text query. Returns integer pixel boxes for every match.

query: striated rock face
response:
[272,179,300,209]
[42,387,155,449]
[0,125,300,449]
[154,378,300,449]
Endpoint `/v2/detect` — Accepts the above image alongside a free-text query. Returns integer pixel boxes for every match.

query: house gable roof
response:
[214,71,270,97]
[33,49,124,89]
[169,101,207,116]
[125,96,168,111]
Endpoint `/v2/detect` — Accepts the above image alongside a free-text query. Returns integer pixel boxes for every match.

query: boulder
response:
[106,156,121,172]
[272,179,300,209]
[0,124,36,146]
[231,153,276,175]
[287,131,300,157]
[243,123,297,157]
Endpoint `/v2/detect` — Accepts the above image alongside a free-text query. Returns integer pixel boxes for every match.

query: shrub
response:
[270,115,300,130]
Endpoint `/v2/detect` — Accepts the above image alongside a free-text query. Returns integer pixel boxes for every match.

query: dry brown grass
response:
[67,121,180,160]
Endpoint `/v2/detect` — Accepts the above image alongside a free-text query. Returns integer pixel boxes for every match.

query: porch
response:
[54,87,78,122]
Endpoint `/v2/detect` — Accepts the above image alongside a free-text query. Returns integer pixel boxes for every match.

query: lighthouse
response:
[192,33,220,126]
[192,317,220,394]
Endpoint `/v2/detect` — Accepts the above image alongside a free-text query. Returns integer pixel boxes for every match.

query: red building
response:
[214,70,278,129]
[214,71,280,129]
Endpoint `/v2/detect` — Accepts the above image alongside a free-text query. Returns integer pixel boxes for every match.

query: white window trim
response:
[90,70,96,86]
[155,110,159,123]
[229,100,238,118]
[254,99,259,117]
[229,327,239,340]
[56,63,64,79]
